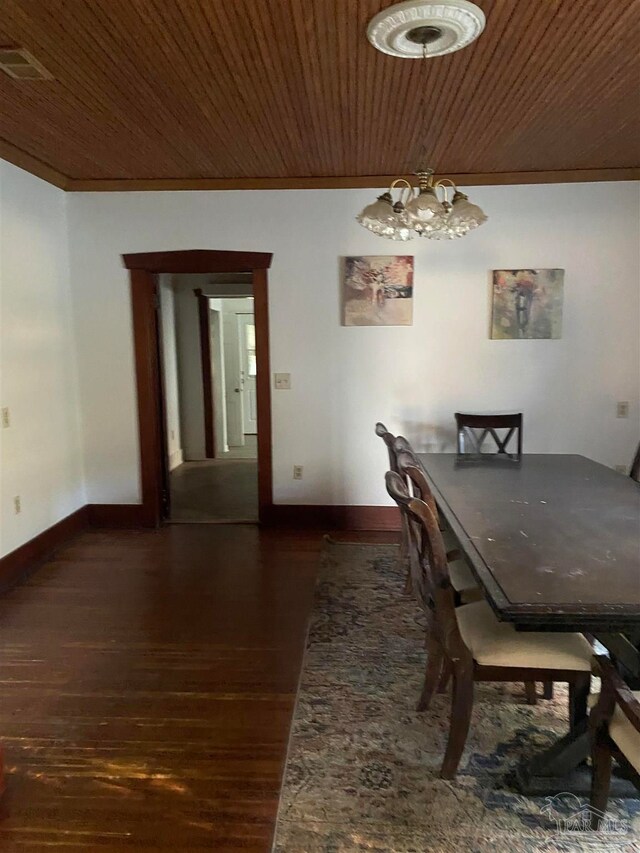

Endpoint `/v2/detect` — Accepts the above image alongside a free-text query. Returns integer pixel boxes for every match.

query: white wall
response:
[67,183,640,507]
[158,274,182,470]
[0,162,85,556]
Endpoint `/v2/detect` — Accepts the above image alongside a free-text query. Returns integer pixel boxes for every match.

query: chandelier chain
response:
[416,45,430,173]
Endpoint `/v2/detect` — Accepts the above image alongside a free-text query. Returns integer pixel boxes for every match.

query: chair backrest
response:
[395,446,439,522]
[386,472,466,659]
[630,441,640,483]
[386,470,440,611]
[394,434,413,453]
[375,422,398,472]
[455,412,523,458]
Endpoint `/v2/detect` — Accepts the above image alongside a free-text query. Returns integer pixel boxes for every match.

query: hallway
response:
[170,450,258,522]
[0,525,320,851]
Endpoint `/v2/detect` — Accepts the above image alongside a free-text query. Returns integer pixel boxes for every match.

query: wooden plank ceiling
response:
[0,0,638,190]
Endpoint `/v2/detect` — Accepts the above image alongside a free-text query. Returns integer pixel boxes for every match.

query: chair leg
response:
[437,659,452,694]
[524,681,537,705]
[417,634,444,712]
[543,681,554,700]
[440,664,474,780]
[400,520,412,594]
[590,729,613,829]
[569,672,591,732]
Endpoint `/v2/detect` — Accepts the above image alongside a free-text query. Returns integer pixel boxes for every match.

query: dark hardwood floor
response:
[0,524,324,851]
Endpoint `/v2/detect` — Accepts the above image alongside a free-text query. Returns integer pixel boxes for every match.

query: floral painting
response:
[343,256,414,326]
[491,268,564,339]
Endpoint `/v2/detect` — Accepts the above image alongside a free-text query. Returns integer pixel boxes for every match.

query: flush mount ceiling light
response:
[357,0,488,241]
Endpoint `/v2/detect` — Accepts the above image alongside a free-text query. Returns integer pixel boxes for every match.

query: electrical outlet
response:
[614,465,627,474]
[1,407,9,428]
[274,373,291,390]
[616,401,629,418]
[293,465,303,480]
[13,495,21,515]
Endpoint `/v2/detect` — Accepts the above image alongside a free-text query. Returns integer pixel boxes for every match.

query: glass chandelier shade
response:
[448,190,488,234]
[356,170,487,241]
[355,180,414,241]
[404,186,446,233]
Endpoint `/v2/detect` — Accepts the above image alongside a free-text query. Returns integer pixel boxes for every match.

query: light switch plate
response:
[616,401,629,418]
[274,373,291,390]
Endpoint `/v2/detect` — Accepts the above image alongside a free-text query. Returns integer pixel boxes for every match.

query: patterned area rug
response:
[273,539,639,852]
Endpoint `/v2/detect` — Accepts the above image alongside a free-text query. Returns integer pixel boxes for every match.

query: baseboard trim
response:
[0,506,89,592]
[0,502,398,595]
[263,504,400,531]
[87,504,147,527]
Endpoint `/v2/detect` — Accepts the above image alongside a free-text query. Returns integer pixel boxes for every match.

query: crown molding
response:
[66,168,640,192]
[0,146,637,193]
[0,138,69,189]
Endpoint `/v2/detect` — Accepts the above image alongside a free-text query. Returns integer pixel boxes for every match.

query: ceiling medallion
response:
[357,0,488,241]
[367,0,486,58]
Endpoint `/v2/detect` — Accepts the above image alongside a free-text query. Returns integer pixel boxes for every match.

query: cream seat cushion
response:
[589,692,640,774]
[610,695,640,773]
[456,600,593,671]
[448,558,477,593]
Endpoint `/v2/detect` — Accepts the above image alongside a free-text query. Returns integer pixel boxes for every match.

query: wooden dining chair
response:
[395,450,476,602]
[629,440,640,482]
[375,422,399,472]
[386,469,593,780]
[375,423,419,591]
[394,458,548,707]
[590,655,640,829]
[455,412,523,459]
[393,441,459,551]
[375,424,457,592]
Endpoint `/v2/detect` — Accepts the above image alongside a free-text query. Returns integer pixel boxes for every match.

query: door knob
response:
[234,388,240,393]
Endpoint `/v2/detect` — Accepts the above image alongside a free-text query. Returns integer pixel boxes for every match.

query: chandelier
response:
[357,169,487,241]
[356,0,488,241]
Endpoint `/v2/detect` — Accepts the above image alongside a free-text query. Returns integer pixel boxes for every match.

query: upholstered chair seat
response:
[448,558,477,594]
[456,599,593,671]
[609,694,640,773]
[589,690,640,774]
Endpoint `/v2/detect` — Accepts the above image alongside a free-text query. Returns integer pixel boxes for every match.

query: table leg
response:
[513,638,640,795]
[569,673,590,732]
[513,721,636,796]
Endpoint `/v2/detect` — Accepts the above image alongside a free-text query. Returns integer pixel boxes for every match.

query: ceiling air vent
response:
[0,47,52,80]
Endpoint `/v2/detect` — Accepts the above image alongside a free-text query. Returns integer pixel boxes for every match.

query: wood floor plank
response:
[0,525,320,850]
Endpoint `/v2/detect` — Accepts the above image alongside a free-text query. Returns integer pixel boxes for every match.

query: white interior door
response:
[238,313,257,434]
[222,311,244,447]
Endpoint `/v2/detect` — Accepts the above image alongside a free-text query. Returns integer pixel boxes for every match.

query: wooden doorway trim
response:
[194,288,215,459]
[123,250,273,526]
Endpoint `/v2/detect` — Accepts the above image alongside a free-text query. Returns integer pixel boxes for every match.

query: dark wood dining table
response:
[417,452,640,795]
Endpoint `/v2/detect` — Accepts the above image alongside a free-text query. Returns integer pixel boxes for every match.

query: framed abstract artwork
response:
[490,269,564,339]
[342,255,414,326]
